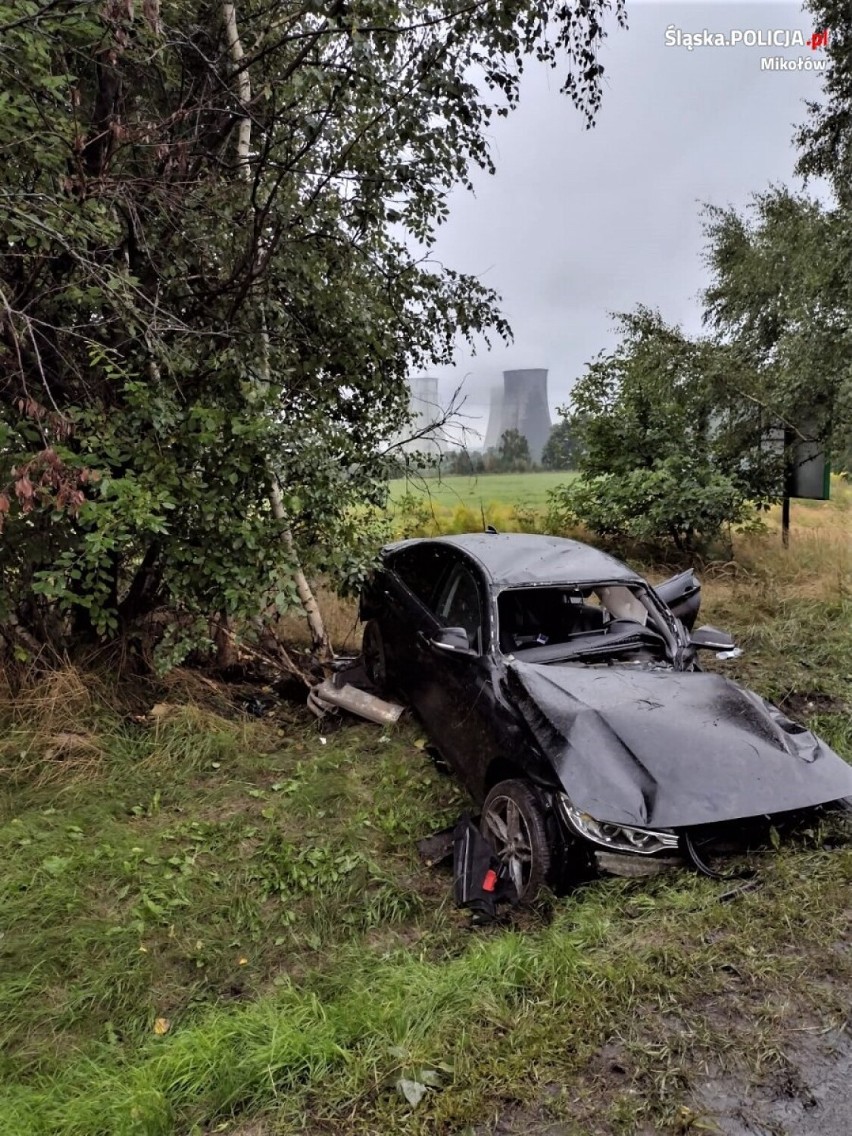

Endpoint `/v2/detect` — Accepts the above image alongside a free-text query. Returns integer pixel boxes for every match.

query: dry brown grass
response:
[0,664,106,784]
[708,487,850,605]
[0,740,105,787]
[0,663,100,733]
[0,647,300,788]
[157,665,249,714]
[275,583,361,653]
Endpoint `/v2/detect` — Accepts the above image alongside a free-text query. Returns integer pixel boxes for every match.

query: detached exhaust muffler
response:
[307,678,404,725]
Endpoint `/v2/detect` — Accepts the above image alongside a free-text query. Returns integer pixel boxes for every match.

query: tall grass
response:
[389,495,551,539]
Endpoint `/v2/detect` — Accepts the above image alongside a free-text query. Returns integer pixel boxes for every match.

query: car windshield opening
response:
[497,583,668,663]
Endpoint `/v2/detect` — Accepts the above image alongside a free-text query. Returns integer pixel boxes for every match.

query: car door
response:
[377,543,455,695]
[413,554,504,795]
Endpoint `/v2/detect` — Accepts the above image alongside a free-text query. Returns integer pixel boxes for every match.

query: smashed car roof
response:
[386,533,641,589]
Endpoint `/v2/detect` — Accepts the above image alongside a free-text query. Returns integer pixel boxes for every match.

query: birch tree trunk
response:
[222,3,251,170]
[222,0,331,662]
[269,482,332,660]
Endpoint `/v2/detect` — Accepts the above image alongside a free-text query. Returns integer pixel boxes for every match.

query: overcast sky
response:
[427,0,831,443]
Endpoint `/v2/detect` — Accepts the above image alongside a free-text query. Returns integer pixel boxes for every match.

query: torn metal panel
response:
[653,569,701,631]
[417,824,456,868]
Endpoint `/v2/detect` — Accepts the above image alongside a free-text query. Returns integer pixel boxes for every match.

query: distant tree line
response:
[446,420,579,475]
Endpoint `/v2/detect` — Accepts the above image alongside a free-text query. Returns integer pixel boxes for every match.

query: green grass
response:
[386,470,575,536]
[389,470,574,511]
[1,557,852,1133]
[386,470,574,540]
[6,850,852,1135]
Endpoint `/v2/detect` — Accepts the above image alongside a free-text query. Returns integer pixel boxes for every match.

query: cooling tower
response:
[404,375,442,455]
[409,375,439,421]
[483,386,505,452]
[500,369,552,463]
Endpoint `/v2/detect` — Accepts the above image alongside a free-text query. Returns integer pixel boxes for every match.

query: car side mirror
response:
[430,626,475,654]
[689,624,736,651]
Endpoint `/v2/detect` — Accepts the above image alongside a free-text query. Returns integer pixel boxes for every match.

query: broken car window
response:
[437,565,484,652]
[497,584,666,662]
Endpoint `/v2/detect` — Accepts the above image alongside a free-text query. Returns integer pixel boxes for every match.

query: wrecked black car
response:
[360,533,852,899]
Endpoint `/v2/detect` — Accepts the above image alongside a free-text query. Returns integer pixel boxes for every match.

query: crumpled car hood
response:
[507,661,852,829]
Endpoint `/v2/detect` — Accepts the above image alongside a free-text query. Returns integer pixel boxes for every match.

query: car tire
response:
[480,779,552,902]
[362,620,388,694]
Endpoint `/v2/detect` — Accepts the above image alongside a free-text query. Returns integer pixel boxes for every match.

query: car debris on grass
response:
[307,653,405,724]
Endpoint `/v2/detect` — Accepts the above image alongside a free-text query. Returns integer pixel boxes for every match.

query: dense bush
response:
[547,457,751,552]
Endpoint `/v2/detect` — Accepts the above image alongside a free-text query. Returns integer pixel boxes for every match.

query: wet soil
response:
[471,1029,852,1136]
[468,985,852,1136]
[777,690,847,719]
[693,1027,852,1135]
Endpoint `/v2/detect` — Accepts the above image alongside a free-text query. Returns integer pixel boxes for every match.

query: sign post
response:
[781,426,831,547]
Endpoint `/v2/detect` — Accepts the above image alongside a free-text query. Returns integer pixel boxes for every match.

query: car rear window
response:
[386,545,455,609]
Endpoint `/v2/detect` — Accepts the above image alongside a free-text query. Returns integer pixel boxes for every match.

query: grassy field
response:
[387,470,575,535]
[389,470,573,509]
[387,469,849,544]
[1,483,851,1135]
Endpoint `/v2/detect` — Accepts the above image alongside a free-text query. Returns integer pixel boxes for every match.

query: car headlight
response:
[558,797,679,856]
